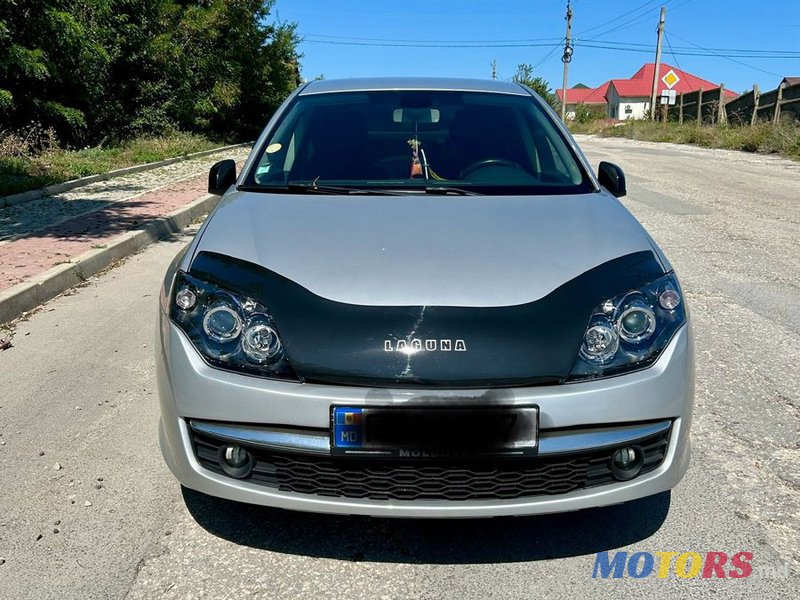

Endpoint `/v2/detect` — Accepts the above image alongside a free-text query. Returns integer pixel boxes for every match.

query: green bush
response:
[573,103,606,124]
[0,131,220,196]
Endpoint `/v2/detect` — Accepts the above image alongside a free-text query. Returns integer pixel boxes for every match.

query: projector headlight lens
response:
[569,272,686,381]
[618,301,656,343]
[202,304,242,343]
[241,319,282,363]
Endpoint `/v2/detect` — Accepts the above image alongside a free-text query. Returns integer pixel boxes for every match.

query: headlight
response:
[568,273,686,381]
[169,272,297,380]
[203,303,243,343]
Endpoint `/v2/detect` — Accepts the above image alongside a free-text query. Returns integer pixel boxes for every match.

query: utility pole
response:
[491,59,497,80]
[649,6,666,121]
[560,1,573,123]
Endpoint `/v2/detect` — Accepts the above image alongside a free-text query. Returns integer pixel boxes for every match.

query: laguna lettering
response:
[384,339,467,352]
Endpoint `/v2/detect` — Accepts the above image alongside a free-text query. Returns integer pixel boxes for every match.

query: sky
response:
[274,0,800,95]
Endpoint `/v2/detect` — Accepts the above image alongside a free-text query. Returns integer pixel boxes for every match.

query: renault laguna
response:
[156,77,693,517]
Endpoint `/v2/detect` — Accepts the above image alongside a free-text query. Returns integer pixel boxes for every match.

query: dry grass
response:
[569,120,800,161]
[0,129,222,197]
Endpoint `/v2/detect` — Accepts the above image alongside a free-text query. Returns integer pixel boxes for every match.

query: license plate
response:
[330,405,538,458]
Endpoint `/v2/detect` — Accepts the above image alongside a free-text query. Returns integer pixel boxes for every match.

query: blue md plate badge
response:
[330,405,539,458]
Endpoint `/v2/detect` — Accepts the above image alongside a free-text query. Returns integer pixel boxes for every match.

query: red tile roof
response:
[556,81,610,104]
[556,63,737,105]
[608,63,738,98]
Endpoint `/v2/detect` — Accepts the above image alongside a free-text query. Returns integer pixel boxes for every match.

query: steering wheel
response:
[460,158,523,179]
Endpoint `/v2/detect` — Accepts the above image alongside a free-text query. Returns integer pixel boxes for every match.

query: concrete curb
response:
[0,142,250,209]
[0,193,220,325]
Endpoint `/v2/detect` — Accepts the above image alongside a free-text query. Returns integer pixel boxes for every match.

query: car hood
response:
[188,191,665,387]
[194,190,659,308]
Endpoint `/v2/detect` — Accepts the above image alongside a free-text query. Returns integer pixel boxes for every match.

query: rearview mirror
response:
[393,108,440,124]
[208,159,237,195]
[598,161,626,197]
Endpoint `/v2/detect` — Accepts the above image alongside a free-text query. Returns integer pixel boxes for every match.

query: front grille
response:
[191,425,670,502]
[274,456,589,500]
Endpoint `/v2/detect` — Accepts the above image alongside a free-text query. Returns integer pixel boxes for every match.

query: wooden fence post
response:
[679,92,684,124]
[718,83,727,124]
[751,84,760,126]
[697,87,704,124]
[773,84,783,123]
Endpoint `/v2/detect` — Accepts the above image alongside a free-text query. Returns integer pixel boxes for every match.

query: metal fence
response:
[677,80,800,126]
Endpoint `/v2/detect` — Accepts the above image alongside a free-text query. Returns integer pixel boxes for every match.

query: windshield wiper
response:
[237,183,403,195]
[238,183,479,196]
[424,186,480,196]
[287,182,407,195]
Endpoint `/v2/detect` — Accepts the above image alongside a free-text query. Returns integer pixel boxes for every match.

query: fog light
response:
[218,444,255,479]
[611,446,643,481]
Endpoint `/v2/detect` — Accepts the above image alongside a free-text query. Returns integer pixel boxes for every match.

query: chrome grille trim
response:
[189,419,672,457]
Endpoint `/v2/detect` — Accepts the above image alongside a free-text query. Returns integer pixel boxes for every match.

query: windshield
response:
[245,90,594,195]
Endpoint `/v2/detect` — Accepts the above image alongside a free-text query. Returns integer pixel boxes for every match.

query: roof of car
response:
[299,77,530,96]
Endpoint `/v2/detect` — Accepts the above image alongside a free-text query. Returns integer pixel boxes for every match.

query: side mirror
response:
[597,161,626,198]
[208,159,237,195]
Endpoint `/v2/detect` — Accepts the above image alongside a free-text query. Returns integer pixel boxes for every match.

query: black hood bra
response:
[189,250,665,388]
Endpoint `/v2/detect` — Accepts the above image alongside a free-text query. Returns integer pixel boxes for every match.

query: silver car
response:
[156,77,693,517]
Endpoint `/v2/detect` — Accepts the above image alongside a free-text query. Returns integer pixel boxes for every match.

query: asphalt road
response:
[0,136,798,599]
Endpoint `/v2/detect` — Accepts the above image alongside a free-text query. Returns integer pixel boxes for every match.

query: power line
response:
[574,0,663,36]
[580,0,696,42]
[575,39,800,54]
[572,41,800,59]
[532,41,566,70]
[304,35,800,57]
[580,0,673,41]
[299,33,799,58]
[502,41,565,82]
[301,39,571,49]
[300,0,796,58]
[668,31,783,77]
[302,32,563,44]
[664,32,684,75]
[667,0,695,15]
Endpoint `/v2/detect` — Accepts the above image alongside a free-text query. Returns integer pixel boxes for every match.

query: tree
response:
[0,0,111,144]
[512,63,558,111]
[0,0,301,146]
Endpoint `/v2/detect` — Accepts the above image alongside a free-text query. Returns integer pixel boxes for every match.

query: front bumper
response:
[156,315,694,517]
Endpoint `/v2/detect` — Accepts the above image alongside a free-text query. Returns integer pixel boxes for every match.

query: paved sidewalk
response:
[0,146,251,293]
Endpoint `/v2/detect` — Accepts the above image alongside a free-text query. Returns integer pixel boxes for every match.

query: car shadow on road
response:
[182,487,670,564]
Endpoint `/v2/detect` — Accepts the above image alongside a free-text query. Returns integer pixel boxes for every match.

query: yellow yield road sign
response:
[661,69,680,90]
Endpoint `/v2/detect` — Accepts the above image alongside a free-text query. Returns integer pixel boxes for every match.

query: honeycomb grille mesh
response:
[273,455,588,500]
[191,424,669,502]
